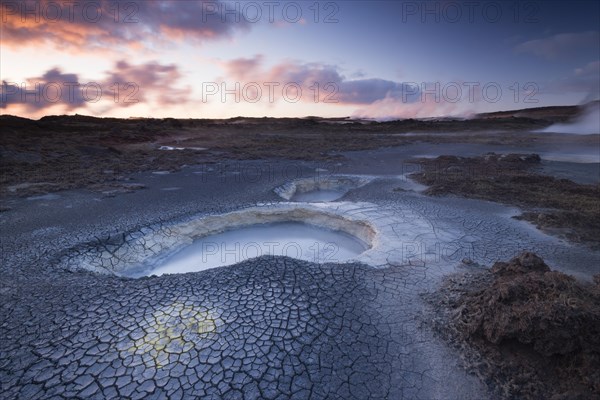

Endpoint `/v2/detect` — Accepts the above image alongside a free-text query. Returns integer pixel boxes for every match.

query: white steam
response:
[542,103,600,134]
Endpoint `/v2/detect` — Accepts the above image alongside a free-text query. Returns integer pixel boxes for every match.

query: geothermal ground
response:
[1,107,599,399]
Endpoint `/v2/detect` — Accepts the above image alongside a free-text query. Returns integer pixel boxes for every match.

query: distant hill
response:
[476,102,598,122]
[2,102,598,126]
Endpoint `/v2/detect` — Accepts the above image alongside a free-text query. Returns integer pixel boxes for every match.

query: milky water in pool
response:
[291,189,347,202]
[131,222,369,277]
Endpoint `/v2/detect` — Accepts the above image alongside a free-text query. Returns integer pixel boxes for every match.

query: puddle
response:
[8,182,58,193]
[129,222,369,277]
[158,146,208,151]
[537,152,600,163]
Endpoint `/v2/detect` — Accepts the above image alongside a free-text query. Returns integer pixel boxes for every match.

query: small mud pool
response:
[274,175,372,202]
[129,222,369,277]
[291,189,347,202]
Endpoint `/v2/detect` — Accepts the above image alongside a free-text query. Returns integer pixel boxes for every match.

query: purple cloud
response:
[1,68,87,111]
[104,61,192,107]
[1,60,191,112]
[1,0,250,49]
[223,55,421,104]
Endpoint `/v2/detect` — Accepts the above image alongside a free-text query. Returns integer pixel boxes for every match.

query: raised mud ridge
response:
[274,175,372,202]
[60,204,378,276]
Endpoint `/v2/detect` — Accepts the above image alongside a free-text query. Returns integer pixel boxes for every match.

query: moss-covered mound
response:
[425,252,600,399]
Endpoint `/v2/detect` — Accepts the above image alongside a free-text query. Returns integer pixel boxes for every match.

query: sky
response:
[1,0,599,119]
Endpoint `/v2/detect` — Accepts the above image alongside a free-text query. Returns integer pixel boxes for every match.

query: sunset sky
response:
[1,0,599,119]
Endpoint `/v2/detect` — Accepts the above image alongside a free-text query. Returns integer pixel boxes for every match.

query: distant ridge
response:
[1,102,597,125]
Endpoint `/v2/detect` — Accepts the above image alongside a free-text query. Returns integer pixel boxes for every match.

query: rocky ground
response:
[2,104,597,198]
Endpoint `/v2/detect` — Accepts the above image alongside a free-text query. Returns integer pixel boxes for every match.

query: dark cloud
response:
[1,68,87,111]
[338,79,419,104]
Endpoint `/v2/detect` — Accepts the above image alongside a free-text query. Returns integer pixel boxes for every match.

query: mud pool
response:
[128,222,370,277]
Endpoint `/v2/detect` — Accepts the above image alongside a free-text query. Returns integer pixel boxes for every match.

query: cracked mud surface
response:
[2,149,599,399]
[1,257,489,399]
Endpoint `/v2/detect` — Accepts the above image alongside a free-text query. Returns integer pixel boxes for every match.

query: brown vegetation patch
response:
[1,109,597,198]
[424,252,600,399]
[411,153,600,247]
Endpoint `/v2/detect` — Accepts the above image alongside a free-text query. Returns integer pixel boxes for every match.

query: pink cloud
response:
[104,61,192,106]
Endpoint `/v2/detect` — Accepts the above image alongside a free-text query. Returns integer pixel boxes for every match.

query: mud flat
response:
[1,108,599,398]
